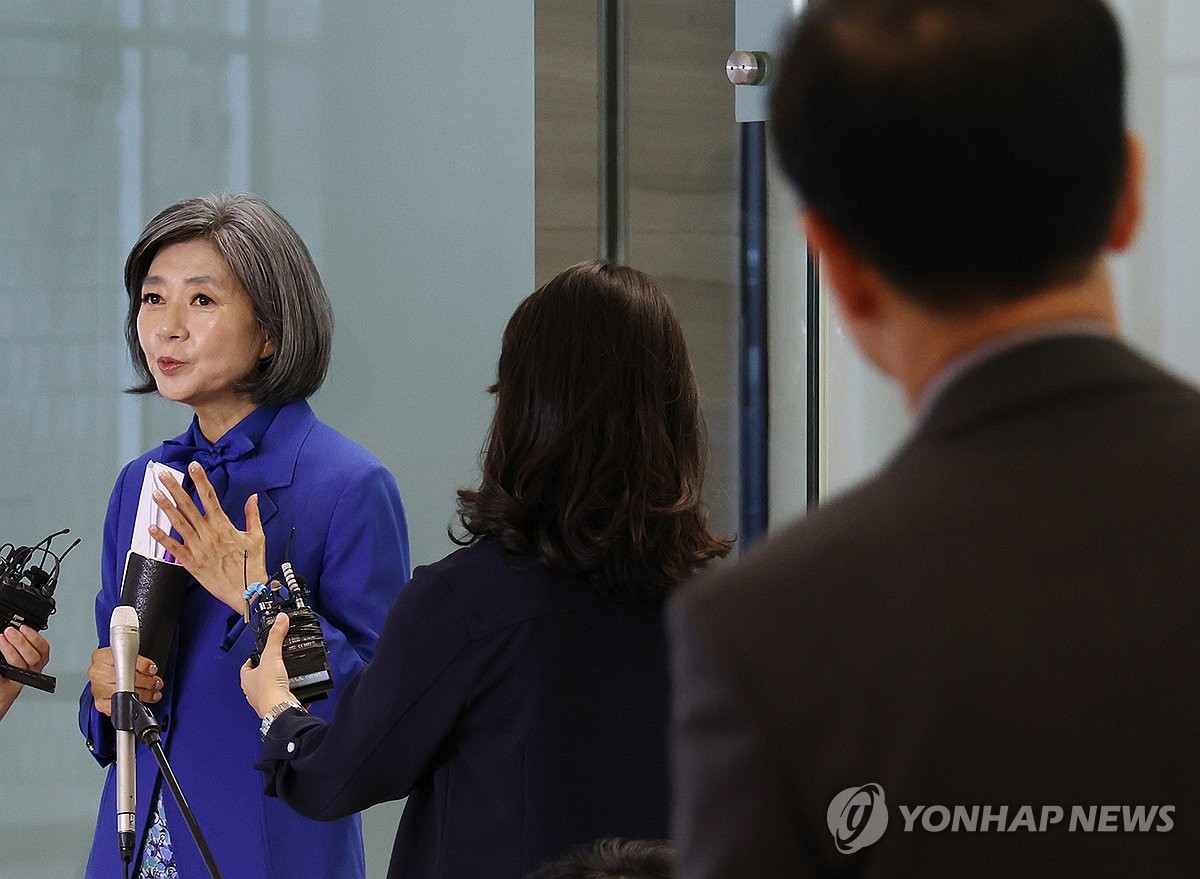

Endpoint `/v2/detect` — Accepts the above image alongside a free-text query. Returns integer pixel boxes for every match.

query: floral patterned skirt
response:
[137,785,179,878]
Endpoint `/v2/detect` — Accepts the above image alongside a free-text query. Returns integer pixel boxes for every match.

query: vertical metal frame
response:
[806,247,820,508]
[740,122,770,544]
[597,0,628,263]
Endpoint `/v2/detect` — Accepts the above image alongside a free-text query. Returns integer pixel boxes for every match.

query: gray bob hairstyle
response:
[124,192,334,404]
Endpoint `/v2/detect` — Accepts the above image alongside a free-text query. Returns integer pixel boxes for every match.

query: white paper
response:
[132,460,186,559]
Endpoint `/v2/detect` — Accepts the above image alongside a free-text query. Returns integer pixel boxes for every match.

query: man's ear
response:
[799,211,881,322]
[1108,132,1144,252]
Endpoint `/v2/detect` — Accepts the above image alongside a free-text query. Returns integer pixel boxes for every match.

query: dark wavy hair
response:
[455,261,732,605]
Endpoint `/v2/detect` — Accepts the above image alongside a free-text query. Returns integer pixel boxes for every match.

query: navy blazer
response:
[259,539,670,879]
[79,400,410,879]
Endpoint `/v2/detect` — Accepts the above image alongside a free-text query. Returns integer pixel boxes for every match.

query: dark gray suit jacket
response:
[671,336,1200,877]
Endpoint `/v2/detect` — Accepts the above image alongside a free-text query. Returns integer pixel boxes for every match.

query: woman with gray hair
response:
[78,193,410,879]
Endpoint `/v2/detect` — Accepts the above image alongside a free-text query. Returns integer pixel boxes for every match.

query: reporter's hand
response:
[1,624,49,673]
[150,462,270,614]
[240,613,294,717]
[0,626,51,719]
[87,646,163,716]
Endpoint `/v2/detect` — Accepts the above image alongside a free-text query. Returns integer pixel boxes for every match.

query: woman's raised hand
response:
[150,462,271,614]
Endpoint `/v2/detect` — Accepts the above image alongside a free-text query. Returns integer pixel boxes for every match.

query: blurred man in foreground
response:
[671,1,1200,875]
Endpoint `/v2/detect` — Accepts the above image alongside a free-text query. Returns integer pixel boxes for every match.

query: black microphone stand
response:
[111,692,225,879]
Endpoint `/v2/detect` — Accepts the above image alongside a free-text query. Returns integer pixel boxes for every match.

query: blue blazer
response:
[79,400,410,879]
[258,539,671,879]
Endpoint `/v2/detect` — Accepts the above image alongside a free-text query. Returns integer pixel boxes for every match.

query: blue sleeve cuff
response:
[79,683,116,766]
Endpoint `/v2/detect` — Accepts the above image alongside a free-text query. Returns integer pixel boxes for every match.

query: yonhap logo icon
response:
[827,783,889,853]
[825,784,1174,853]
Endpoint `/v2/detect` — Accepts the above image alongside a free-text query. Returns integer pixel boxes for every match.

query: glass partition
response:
[0,1,533,872]
[535,0,740,546]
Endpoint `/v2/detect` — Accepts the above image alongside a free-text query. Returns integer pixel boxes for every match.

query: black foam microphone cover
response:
[118,551,190,674]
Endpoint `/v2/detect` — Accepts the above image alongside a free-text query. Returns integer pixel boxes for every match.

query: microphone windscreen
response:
[109,605,140,694]
[110,605,139,630]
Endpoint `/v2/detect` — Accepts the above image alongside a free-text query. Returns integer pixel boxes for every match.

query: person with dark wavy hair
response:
[180,259,735,878]
[455,260,730,605]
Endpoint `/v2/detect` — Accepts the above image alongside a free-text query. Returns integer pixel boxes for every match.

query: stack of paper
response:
[132,461,186,559]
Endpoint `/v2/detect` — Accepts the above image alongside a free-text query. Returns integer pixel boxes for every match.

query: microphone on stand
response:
[110,605,140,866]
[104,606,224,878]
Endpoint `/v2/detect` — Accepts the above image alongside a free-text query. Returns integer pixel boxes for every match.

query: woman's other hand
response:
[150,462,270,613]
[87,646,162,716]
[240,613,295,717]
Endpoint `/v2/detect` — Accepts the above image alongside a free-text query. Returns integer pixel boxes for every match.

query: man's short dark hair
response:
[770,0,1127,310]
[525,839,674,879]
[124,193,333,403]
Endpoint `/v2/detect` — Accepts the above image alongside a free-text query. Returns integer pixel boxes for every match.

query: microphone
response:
[110,605,140,864]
